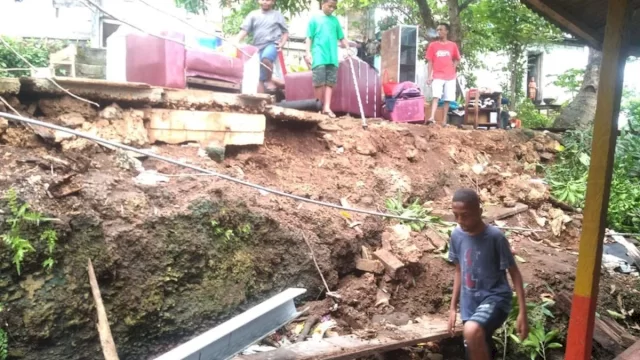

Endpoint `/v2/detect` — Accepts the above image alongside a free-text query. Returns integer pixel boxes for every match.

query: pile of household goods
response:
[106,27,267,93]
[381,81,425,123]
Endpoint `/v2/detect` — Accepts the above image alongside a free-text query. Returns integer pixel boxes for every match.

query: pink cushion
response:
[185,45,258,85]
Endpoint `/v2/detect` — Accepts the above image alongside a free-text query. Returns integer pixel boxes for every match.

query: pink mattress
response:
[185,45,257,85]
[284,59,381,118]
[126,32,186,89]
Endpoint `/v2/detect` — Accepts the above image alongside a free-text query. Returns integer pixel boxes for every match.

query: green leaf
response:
[607,310,626,320]
[547,342,563,349]
[509,333,522,344]
[544,329,559,342]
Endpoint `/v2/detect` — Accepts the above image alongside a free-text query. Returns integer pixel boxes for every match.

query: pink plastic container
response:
[383,96,425,123]
[284,59,382,118]
[126,32,186,89]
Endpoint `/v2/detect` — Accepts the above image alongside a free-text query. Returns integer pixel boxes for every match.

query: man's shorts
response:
[432,78,457,102]
[259,43,278,82]
[462,301,509,360]
[312,65,338,87]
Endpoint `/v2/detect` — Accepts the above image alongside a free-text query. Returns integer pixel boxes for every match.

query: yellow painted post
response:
[564,0,630,359]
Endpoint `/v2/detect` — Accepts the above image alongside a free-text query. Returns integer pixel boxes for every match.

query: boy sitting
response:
[235,0,289,93]
[448,188,529,360]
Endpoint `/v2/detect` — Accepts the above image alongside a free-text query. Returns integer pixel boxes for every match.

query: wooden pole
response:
[88,259,120,360]
[564,0,630,359]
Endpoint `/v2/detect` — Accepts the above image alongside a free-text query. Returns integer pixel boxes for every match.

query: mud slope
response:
[0,110,589,360]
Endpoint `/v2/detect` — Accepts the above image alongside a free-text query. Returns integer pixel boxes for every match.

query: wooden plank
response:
[614,339,640,360]
[484,203,529,222]
[355,258,385,274]
[88,259,120,360]
[380,27,400,83]
[235,317,459,360]
[372,249,406,279]
[264,105,327,123]
[146,109,265,146]
[557,292,637,356]
[187,76,241,90]
[564,0,631,359]
[521,0,602,49]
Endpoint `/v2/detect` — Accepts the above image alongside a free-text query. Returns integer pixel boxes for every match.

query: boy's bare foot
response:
[322,110,337,118]
[425,118,435,125]
[264,80,278,92]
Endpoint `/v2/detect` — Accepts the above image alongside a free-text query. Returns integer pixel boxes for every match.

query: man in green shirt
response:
[305,0,350,118]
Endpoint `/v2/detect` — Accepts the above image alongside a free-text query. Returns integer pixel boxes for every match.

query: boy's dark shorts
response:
[312,65,338,87]
[463,301,509,360]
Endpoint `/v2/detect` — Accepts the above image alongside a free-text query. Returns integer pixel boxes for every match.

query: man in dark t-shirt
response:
[448,189,529,360]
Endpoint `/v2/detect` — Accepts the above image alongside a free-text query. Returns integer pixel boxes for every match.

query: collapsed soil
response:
[1,95,639,360]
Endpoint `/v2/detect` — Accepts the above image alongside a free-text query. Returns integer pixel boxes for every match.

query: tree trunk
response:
[447,0,463,44]
[414,0,436,31]
[507,46,522,110]
[553,48,602,129]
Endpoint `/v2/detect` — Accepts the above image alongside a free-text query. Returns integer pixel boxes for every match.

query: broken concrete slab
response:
[0,78,20,95]
[355,258,385,274]
[163,88,271,111]
[20,77,163,103]
[145,109,265,146]
[264,105,327,123]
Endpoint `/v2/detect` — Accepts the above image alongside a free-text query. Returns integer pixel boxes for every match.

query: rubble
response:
[355,258,385,274]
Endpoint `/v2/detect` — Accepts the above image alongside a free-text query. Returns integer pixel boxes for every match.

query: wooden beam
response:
[88,259,120,360]
[235,317,460,360]
[521,0,602,49]
[564,0,630,359]
[557,292,637,355]
[614,339,640,360]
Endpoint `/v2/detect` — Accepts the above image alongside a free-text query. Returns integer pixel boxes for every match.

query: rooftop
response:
[522,0,640,56]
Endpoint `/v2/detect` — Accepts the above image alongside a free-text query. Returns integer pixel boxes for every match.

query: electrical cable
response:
[0,112,546,233]
[0,111,430,223]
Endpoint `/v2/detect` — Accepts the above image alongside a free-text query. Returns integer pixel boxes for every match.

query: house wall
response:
[473,44,590,104]
[0,0,94,40]
[0,0,222,46]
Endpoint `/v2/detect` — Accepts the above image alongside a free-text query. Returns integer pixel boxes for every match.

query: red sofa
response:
[283,58,382,118]
[125,31,257,89]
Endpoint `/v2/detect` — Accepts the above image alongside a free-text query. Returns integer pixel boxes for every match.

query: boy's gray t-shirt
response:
[241,9,288,50]
[448,225,515,321]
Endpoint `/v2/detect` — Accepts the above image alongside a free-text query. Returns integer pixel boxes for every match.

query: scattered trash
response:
[515,255,527,263]
[242,345,278,355]
[312,320,337,340]
[134,170,169,186]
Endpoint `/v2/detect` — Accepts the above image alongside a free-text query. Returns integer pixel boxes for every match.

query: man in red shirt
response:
[425,23,461,125]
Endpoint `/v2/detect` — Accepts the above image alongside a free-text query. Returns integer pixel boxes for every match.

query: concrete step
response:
[76,64,106,80]
[76,47,106,66]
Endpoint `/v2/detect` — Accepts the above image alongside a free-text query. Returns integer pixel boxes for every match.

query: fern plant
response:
[0,327,7,360]
[1,188,58,274]
[385,196,442,231]
[493,290,560,360]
